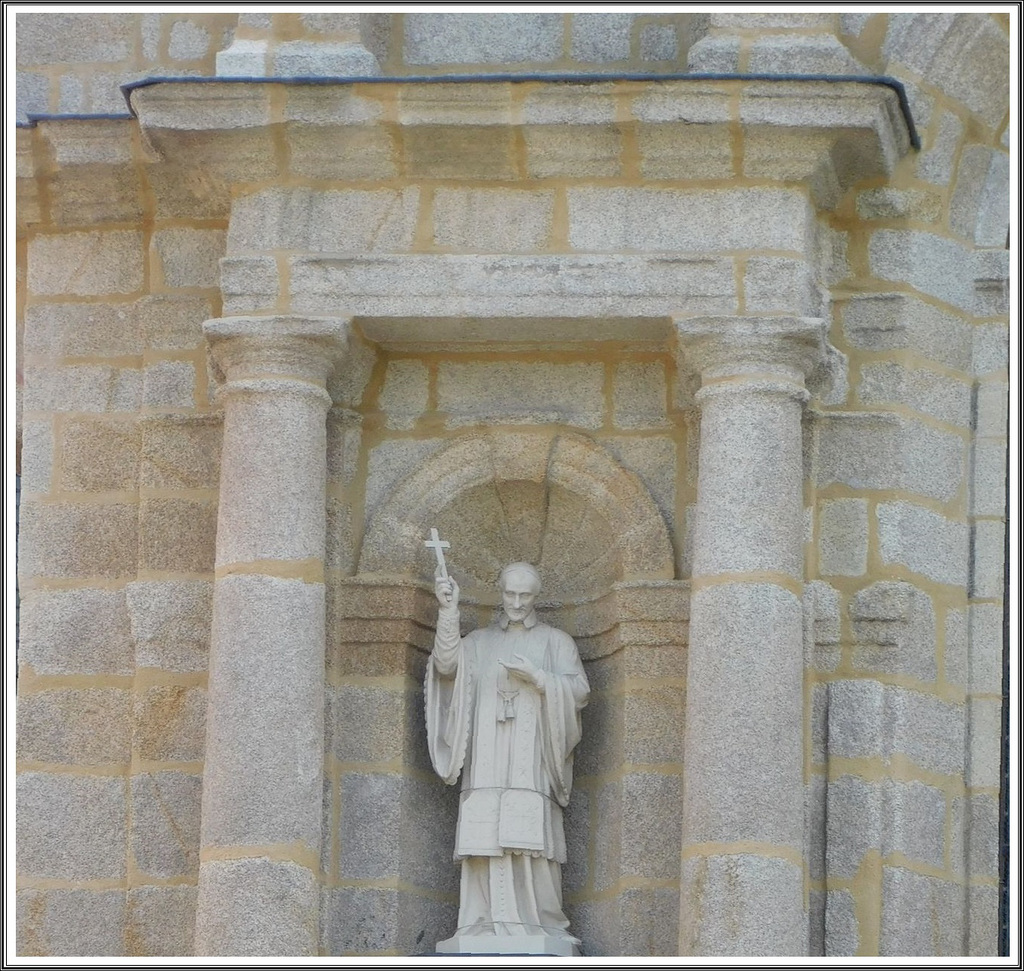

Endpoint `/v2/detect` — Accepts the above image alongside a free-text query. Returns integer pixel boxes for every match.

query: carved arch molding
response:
[357,429,676,603]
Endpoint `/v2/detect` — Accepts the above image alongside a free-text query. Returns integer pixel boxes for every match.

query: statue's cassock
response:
[425,604,589,945]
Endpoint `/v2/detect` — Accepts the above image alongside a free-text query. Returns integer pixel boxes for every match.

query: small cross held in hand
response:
[425,528,450,580]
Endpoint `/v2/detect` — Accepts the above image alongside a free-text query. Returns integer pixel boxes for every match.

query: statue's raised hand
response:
[435,570,459,608]
[500,653,547,691]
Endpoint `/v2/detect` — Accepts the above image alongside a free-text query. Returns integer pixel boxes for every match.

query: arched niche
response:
[358,430,676,602]
[325,429,686,956]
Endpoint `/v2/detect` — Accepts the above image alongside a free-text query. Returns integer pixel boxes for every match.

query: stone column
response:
[195,315,347,956]
[676,316,827,956]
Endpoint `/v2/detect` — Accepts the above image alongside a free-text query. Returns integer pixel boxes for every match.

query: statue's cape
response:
[425,636,473,786]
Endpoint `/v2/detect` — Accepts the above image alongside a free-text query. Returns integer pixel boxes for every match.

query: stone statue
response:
[423,538,590,956]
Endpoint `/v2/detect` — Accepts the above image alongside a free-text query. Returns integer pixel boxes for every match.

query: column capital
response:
[676,315,829,387]
[204,315,349,387]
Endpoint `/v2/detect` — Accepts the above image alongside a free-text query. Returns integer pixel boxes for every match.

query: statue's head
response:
[498,562,541,624]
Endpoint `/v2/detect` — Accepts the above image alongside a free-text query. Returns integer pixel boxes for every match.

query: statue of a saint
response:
[424,559,590,955]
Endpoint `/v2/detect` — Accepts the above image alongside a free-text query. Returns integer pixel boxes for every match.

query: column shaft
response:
[677,318,826,956]
[195,316,346,956]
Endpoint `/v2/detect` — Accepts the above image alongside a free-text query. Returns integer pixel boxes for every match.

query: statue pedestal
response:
[437,934,581,957]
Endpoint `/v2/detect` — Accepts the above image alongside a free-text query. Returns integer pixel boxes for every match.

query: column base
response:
[437,934,580,956]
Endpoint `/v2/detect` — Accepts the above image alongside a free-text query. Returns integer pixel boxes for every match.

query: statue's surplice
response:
[425,604,589,945]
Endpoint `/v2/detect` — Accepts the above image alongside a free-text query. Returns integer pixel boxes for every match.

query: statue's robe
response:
[425,606,589,941]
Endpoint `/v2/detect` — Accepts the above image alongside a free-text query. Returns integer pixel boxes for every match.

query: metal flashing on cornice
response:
[120,71,920,149]
[20,112,133,128]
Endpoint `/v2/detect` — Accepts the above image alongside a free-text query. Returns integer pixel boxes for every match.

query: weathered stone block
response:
[973,323,1009,377]
[433,188,553,252]
[967,792,1000,878]
[339,771,402,879]
[16,70,49,121]
[621,772,682,880]
[887,685,966,776]
[680,854,804,955]
[329,684,406,764]
[638,122,732,180]
[968,602,1004,695]
[219,256,279,315]
[49,167,142,227]
[126,886,197,956]
[618,885,681,956]
[195,858,319,956]
[17,688,131,765]
[972,438,1007,519]
[130,772,202,878]
[869,229,977,314]
[61,417,140,493]
[403,13,563,64]
[437,362,604,429]
[967,697,1001,788]
[613,361,668,429]
[134,685,207,763]
[744,256,819,315]
[968,884,1000,956]
[24,302,142,359]
[137,294,211,351]
[154,228,225,289]
[17,888,126,957]
[571,13,633,62]
[944,606,969,691]
[568,186,811,253]
[288,124,397,181]
[229,187,418,253]
[976,381,1009,437]
[640,23,678,61]
[17,12,134,62]
[403,125,515,180]
[20,419,53,494]
[139,498,217,574]
[524,124,622,178]
[126,579,212,672]
[806,581,840,671]
[29,231,143,296]
[376,361,428,431]
[880,867,965,955]
[168,19,210,60]
[858,362,972,427]
[143,360,195,409]
[876,501,969,588]
[623,688,684,764]
[140,416,221,491]
[971,519,1006,600]
[321,886,398,954]
[18,501,138,581]
[18,772,126,880]
[917,110,962,185]
[19,587,134,675]
[850,581,937,683]
[856,187,943,222]
[951,146,1009,245]
[23,364,142,414]
[841,291,972,372]
[819,498,868,577]
[824,888,859,956]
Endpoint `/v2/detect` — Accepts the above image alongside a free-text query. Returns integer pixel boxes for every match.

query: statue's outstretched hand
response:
[501,654,547,691]
[435,570,459,608]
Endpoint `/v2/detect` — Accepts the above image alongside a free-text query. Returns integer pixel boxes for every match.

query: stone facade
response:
[15,11,1008,957]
